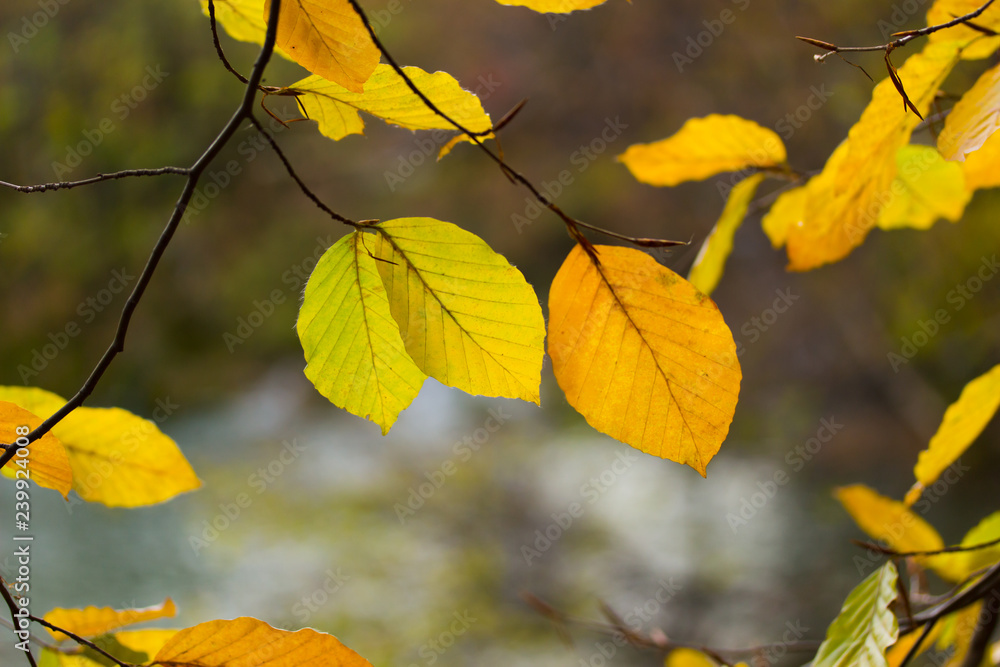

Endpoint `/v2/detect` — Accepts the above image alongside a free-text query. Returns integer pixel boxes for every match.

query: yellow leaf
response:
[786,42,960,271]
[154,617,371,666]
[297,232,427,434]
[0,401,72,497]
[548,244,741,476]
[44,599,177,641]
[761,184,807,249]
[835,484,944,559]
[618,114,786,187]
[928,0,1000,60]
[928,512,1000,584]
[877,144,970,230]
[905,364,1000,506]
[114,629,181,660]
[265,0,379,93]
[937,603,983,665]
[887,622,940,667]
[288,64,493,141]
[939,63,1000,161]
[963,129,1000,189]
[665,647,718,666]
[0,387,200,508]
[688,173,765,296]
[494,0,609,12]
[371,218,547,404]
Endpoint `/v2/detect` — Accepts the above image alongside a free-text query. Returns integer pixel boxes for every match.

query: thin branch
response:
[0,578,38,667]
[207,0,249,84]
[246,115,359,227]
[958,579,1000,667]
[798,0,998,61]
[0,168,189,194]
[852,534,1000,558]
[897,617,937,667]
[900,561,1000,634]
[29,616,130,667]
[344,0,687,259]
[0,617,60,651]
[0,0,285,470]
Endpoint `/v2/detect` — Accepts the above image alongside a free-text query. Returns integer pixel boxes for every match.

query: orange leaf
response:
[0,401,72,498]
[154,617,371,666]
[548,245,741,476]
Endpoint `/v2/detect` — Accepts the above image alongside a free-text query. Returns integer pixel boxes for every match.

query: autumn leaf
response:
[548,244,741,476]
[811,561,899,667]
[493,0,610,12]
[936,602,984,665]
[927,0,1000,60]
[836,485,944,557]
[265,0,379,93]
[939,62,1000,161]
[665,648,719,666]
[0,387,200,507]
[44,599,177,641]
[761,183,807,249]
[928,512,1000,583]
[876,144,970,230]
[688,173,765,296]
[904,364,1000,506]
[286,64,493,141]
[0,400,72,497]
[370,218,547,404]
[618,114,786,187]
[785,42,960,271]
[154,617,371,666]
[297,231,427,434]
[885,623,940,667]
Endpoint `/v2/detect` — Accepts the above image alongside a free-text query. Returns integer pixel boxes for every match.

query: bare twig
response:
[957,579,1000,667]
[0,168,189,193]
[207,0,250,85]
[852,534,1000,558]
[29,616,131,667]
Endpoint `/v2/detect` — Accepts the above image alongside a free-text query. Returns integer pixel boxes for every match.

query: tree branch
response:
[0,168,189,193]
[29,616,130,667]
[0,0,285,471]
[0,578,38,667]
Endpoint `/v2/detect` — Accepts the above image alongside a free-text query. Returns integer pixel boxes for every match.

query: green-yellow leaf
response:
[928,512,1000,584]
[265,0,379,93]
[836,484,944,557]
[493,0,609,12]
[688,173,765,296]
[905,364,1000,506]
[548,244,741,476]
[44,599,176,641]
[812,561,899,667]
[0,387,200,508]
[114,629,181,662]
[0,400,72,497]
[618,114,786,187]
[370,218,546,404]
[287,64,493,141]
[297,231,427,434]
[928,0,1000,60]
[877,144,970,230]
[760,183,807,249]
[939,62,1000,161]
[785,42,960,271]
[154,617,371,666]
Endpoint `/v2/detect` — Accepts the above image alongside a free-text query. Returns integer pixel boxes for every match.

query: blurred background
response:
[1,0,999,664]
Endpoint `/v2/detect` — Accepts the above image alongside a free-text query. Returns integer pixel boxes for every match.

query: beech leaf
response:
[0,400,72,497]
[297,231,427,434]
[618,114,786,187]
[154,617,371,666]
[43,599,177,641]
[939,62,1000,161]
[548,244,741,476]
[927,0,1000,60]
[493,0,610,12]
[877,144,970,230]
